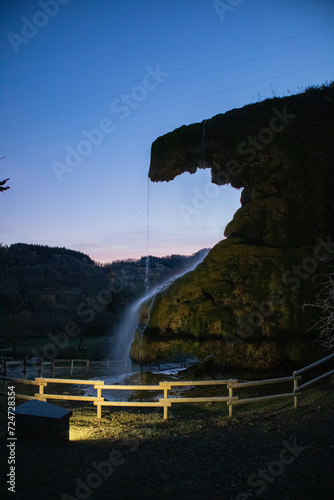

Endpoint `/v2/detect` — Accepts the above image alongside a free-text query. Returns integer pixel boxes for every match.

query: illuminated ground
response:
[0,380,333,500]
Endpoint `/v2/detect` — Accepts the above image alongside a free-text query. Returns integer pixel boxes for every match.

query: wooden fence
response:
[0,358,125,378]
[0,353,333,420]
[293,352,334,395]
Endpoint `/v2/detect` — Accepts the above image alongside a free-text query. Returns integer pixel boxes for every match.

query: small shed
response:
[15,400,72,441]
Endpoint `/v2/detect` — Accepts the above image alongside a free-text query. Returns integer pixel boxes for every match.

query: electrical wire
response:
[1,22,333,123]
[1,59,333,153]
[1,35,333,131]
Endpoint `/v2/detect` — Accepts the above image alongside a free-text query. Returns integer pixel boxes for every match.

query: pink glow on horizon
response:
[87,243,212,264]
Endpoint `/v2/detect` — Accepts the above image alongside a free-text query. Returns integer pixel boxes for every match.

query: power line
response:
[1,22,333,123]
[126,60,334,118]
[171,23,334,75]
[1,59,333,154]
[1,35,333,131]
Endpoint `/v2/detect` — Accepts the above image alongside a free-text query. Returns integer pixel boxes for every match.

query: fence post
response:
[51,360,55,378]
[70,359,74,376]
[39,359,43,377]
[163,387,169,420]
[86,360,89,374]
[23,359,27,379]
[96,384,102,419]
[36,378,47,402]
[228,383,234,417]
[293,374,299,408]
[106,359,109,372]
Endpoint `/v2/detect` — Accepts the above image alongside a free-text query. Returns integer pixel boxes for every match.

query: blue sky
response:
[1,0,334,262]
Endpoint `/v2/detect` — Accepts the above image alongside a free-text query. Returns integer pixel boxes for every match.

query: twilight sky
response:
[1,0,334,262]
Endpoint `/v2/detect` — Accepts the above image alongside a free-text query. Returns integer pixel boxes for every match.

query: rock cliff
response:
[130,84,334,371]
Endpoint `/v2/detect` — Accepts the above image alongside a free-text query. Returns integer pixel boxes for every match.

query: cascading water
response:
[112,167,209,374]
[200,118,207,168]
[84,253,207,402]
[144,177,150,294]
[84,171,211,400]
[111,179,151,372]
[112,248,209,371]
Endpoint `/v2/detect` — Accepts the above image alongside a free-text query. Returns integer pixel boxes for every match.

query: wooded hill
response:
[0,243,208,353]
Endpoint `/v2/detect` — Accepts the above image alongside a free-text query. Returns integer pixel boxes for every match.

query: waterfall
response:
[202,118,207,141]
[144,177,150,293]
[200,119,207,168]
[111,172,209,372]
[112,249,209,369]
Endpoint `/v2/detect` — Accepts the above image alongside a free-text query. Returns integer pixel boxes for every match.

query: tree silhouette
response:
[0,156,9,193]
[0,178,10,193]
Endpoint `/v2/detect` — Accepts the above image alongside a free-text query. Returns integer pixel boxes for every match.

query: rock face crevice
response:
[130,84,334,371]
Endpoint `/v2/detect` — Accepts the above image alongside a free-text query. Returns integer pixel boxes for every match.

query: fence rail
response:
[0,353,333,420]
[0,358,125,378]
[293,352,334,393]
[0,374,303,420]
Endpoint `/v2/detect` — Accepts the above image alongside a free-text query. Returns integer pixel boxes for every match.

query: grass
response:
[0,378,333,500]
[5,334,112,361]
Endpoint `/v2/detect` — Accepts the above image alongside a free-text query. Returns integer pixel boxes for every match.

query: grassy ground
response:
[0,378,333,500]
[3,334,112,361]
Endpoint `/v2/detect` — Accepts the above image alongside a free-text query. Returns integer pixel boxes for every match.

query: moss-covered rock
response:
[132,84,334,371]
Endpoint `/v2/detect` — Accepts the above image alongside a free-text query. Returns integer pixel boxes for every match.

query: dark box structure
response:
[15,400,72,441]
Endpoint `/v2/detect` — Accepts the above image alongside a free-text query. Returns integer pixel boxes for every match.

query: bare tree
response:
[303,269,334,350]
